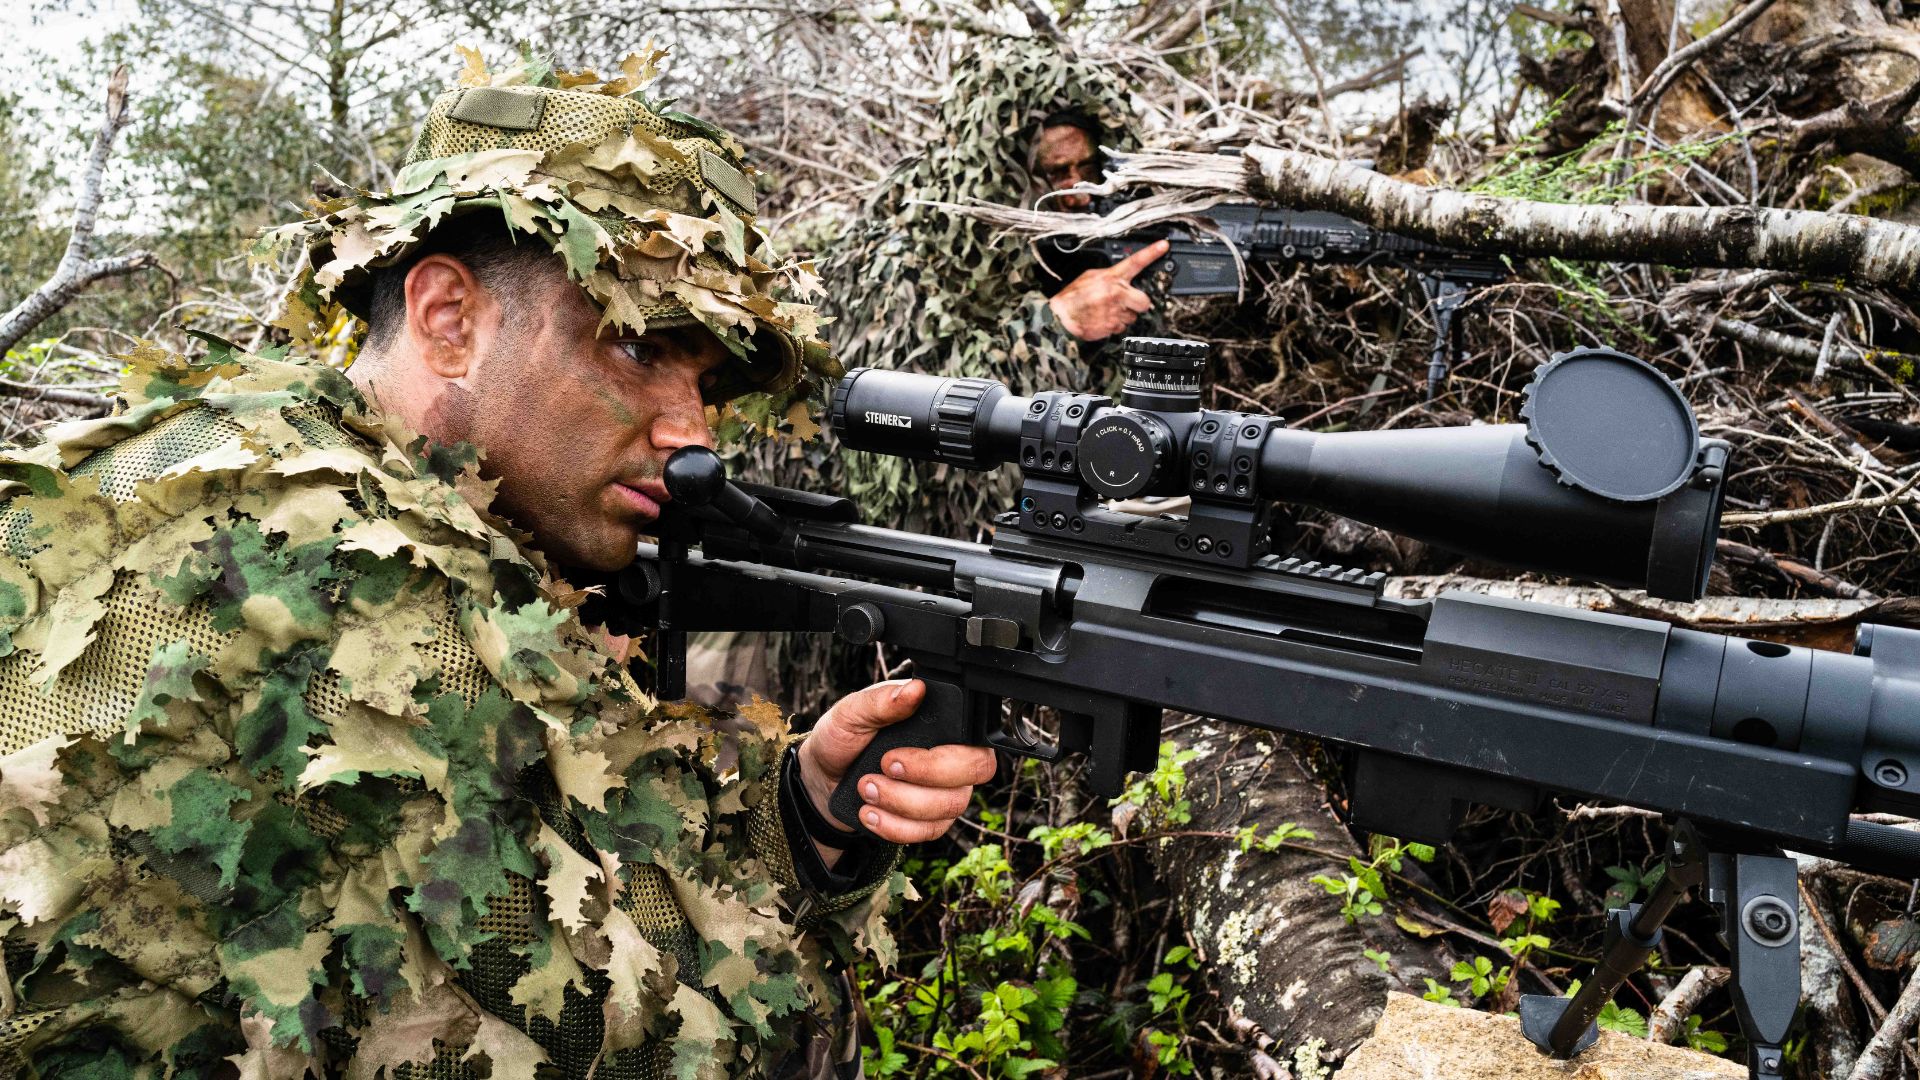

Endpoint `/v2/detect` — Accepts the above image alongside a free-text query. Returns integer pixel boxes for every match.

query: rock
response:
[1337,993,1745,1079]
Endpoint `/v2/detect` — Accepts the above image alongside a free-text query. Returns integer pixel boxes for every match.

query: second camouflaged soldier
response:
[0,50,994,1078]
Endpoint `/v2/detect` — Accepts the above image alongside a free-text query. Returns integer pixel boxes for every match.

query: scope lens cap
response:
[1521,348,1700,503]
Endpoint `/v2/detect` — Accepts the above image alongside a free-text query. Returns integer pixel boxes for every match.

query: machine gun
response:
[619,336,1920,1080]
[1094,198,1507,400]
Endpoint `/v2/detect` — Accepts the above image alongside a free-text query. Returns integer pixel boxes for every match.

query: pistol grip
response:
[829,680,980,837]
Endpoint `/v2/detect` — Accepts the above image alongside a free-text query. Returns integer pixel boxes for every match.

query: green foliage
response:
[1030,820,1114,860]
[1450,955,1502,998]
[931,982,1062,1076]
[860,742,1247,1076]
[1682,1013,1730,1054]
[1468,103,1735,338]
[1235,820,1315,852]
[1114,743,1199,827]
[1472,107,1734,206]
[1310,833,1432,924]
[1422,977,1460,1006]
[944,842,1015,904]
[865,1024,909,1077]
[1604,861,1666,908]
[1597,999,1648,1038]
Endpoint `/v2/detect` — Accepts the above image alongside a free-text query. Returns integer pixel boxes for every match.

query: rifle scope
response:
[830,337,1729,600]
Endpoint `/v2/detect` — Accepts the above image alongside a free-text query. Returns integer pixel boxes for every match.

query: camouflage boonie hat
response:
[258,48,838,411]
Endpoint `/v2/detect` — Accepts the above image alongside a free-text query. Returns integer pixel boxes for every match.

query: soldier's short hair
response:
[363,215,562,353]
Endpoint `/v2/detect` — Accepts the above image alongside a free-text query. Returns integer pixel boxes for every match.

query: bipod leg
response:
[1521,821,1708,1059]
[1417,274,1467,402]
[1708,850,1801,1080]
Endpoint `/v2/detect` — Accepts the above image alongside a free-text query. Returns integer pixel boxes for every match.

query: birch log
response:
[1234,147,1920,294]
[1149,723,1455,1062]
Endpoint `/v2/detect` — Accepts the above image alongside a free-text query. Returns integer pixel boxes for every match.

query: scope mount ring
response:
[1521,347,1702,503]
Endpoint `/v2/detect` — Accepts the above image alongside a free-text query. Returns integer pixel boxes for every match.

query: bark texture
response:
[1148,722,1454,1061]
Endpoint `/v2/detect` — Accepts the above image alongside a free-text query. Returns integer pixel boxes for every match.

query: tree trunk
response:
[1612,0,1724,136]
[1149,722,1454,1063]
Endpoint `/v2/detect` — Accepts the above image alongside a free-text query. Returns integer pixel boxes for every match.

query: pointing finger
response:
[1110,238,1171,282]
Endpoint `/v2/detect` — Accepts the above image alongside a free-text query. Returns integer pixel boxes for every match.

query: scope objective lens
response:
[830,368,1019,469]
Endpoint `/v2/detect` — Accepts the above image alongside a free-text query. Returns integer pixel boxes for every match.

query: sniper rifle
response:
[1090,197,1507,401]
[617,336,1920,1079]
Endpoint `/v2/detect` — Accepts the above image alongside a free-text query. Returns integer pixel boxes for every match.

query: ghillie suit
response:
[0,53,899,1080]
[823,38,1135,530]
[741,40,1136,713]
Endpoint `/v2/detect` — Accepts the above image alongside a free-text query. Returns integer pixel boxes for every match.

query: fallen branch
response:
[1799,880,1866,1077]
[1626,0,1782,111]
[1849,968,1920,1080]
[1716,539,1879,600]
[1720,479,1917,527]
[0,66,158,358]
[1323,48,1425,99]
[0,379,112,410]
[1798,877,1914,1075]
[1646,966,1730,1045]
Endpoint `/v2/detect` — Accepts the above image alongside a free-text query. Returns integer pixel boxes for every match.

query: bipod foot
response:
[1518,994,1596,1058]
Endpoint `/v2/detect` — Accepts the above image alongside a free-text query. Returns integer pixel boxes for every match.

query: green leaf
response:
[1597,1000,1648,1038]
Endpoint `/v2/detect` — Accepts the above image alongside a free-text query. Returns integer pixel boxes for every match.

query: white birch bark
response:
[1236,147,1920,295]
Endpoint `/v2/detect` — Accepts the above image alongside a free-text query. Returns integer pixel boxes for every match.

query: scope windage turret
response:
[830,339,1729,600]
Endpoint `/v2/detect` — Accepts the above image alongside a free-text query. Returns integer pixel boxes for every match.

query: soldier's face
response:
[1035,124,1098,211]
[467,271,724,572]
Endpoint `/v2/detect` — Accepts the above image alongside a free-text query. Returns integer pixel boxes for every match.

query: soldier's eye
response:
[616,340,656,367]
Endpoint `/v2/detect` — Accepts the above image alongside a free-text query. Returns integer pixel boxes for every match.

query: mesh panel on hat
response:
[409,87,748,216]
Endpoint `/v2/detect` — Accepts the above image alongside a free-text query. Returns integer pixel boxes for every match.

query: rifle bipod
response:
[1519,820,1800,1079]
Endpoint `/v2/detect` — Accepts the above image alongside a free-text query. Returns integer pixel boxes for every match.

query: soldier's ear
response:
[404,254,488,379]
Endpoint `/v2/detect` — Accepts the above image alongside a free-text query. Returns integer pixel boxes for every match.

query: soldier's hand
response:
[798,679,998,848]
[1047,238,1168,342]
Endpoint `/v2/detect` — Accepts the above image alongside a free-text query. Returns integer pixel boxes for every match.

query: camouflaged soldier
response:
[0,50,994,1078]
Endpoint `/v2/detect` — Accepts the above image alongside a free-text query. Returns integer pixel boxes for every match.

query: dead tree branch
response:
[1626,0,1782,111]
[1850,969,1920,1080]
[0,66,158,358]
[1646,965,1730,1044]
[1229,148,1920,293]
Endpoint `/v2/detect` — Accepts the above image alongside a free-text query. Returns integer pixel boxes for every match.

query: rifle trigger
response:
[966,616,1021,649]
